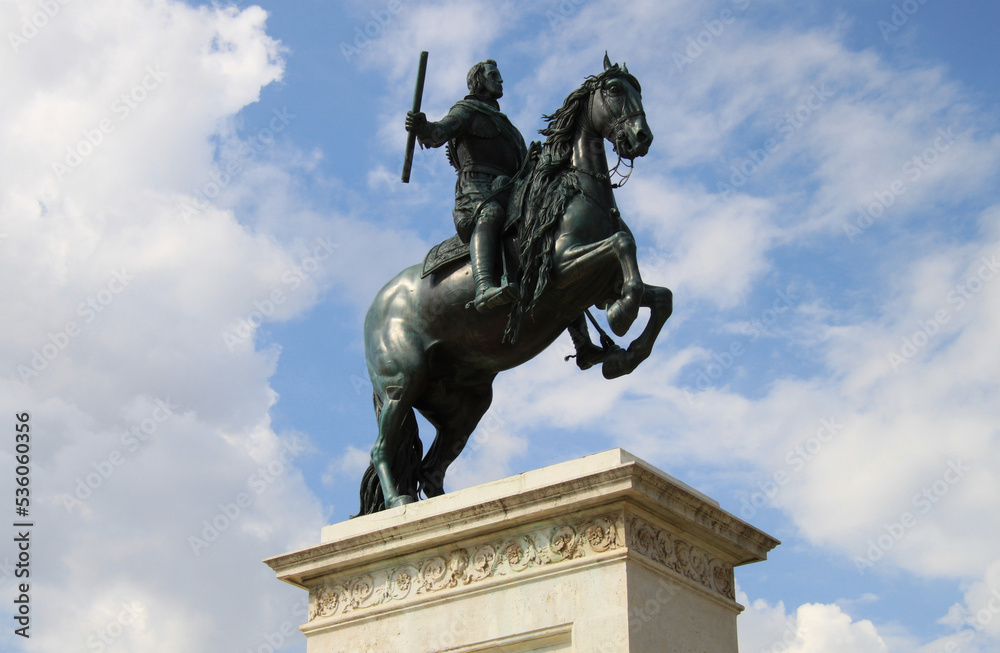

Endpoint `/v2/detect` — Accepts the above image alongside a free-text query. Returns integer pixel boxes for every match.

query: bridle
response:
[589,74,645,188]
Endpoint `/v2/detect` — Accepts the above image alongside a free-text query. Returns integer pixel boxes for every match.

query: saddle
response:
[421,142,540,279]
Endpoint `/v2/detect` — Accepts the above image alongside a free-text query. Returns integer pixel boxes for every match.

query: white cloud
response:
[0,1,327,650]
[738,589,888,653]
[941,559,1000,639]
[501,206,1000,582]
[4,0,1000,651]
[431,5,1000,646]
[627,176,780,308]
[325,444,371,488]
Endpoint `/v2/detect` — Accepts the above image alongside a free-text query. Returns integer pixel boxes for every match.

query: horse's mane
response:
[504,65,635,343]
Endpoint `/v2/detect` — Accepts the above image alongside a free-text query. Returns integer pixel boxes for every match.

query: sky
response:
[1,0,999,651]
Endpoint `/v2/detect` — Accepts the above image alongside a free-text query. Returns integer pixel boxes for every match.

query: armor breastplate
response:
[451,111,526,177]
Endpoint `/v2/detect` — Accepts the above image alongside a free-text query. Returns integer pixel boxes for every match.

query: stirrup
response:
[467,281,519,312]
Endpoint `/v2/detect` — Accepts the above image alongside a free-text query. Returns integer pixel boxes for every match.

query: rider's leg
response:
[470,201,518,312]
[566,314,616,370]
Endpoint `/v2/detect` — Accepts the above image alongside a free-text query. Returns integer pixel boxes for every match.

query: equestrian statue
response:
[357,53,672,514]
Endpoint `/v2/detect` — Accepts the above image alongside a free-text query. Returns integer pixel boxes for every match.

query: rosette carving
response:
[310,584,343,621]
[502,536,537,572]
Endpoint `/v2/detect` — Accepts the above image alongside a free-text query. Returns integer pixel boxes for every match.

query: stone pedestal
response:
[265,449,779,652]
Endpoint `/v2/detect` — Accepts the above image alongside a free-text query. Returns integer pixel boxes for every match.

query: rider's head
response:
[467,60,503,100]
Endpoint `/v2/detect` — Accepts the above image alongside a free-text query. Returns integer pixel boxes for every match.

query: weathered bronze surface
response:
[357,55,672,514]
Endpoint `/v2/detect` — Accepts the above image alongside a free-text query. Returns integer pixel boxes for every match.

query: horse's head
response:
[589,54,652,160]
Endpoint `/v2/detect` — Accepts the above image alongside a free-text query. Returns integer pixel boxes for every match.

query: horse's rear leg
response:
[371,391,420,508]
[419,383,494,498]
[369,343,428,510]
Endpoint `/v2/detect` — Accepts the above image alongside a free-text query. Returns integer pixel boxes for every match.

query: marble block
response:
[264,449,779,652]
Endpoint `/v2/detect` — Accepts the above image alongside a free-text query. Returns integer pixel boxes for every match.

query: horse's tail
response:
[354,391,423,516]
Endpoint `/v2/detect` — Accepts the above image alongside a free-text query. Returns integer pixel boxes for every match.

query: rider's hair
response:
[467,59,498,96]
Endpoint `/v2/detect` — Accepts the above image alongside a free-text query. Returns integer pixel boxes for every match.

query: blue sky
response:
[2,1,1000,651]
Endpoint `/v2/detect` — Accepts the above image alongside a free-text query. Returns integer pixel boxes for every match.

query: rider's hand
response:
[405,111,426,133]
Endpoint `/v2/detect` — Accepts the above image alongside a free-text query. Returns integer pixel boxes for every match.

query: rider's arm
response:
[408,104,470,149]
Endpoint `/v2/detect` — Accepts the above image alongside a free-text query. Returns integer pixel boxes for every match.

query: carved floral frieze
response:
[308,509,736,623]
[625,514,735,600]
[309,514,623,621]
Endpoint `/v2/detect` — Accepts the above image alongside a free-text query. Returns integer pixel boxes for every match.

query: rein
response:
[586,78,644,188]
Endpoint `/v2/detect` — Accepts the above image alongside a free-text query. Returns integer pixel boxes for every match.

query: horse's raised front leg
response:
[602,284,672,379]
[553,230,644,336]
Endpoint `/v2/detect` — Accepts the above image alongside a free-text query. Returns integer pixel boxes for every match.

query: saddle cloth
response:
[421,142,540,279]
[421,234,469,278]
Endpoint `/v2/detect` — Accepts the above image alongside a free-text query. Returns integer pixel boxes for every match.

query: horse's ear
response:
[622,61,629,74]
[604,51,612,71]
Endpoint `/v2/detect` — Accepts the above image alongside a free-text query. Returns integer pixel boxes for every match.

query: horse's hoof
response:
[387,494,417,509]
[607,300,638,337]
[422,483,444,498]
[602,349,633,379]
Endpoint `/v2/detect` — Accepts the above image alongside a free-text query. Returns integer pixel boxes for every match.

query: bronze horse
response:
[358,56,672,513]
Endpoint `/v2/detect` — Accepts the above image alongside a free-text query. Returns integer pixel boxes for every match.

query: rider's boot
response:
[566,314,618,370]
[470,219,518,312]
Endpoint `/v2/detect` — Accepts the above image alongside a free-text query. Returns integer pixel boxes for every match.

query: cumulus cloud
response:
[426,2,1000,650]
[940,559,1000,639]
[737,589,889,653]
[4,0,1000,651]
[0,1,332,650]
